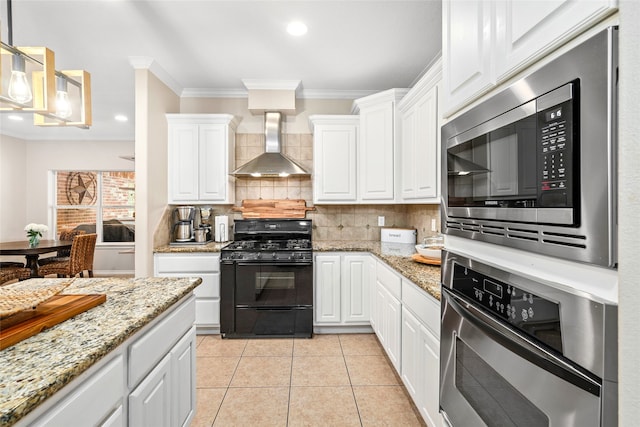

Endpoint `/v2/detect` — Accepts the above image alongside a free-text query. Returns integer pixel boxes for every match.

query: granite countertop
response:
[313,241,442,301]
[0,276,202,426]
[154,239,441,301]
[154,241,228,253]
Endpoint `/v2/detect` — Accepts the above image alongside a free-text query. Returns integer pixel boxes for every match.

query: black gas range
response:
[220,219,313,338]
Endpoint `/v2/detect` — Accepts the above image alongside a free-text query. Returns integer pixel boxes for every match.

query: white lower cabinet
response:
[129,353,172,427]
[21,295,196,427]
[314,253,371,328]
[401,279,441,427]
[30,355,125,427]
[373,260,402,372]
[154,253,221,332]
[129,326,196,427]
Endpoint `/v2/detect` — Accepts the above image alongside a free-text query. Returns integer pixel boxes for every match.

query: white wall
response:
[134,69,178,277]
[0,134,27,241]
[617,0,640,424]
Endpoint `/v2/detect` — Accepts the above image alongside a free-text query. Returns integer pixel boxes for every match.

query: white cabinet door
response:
[399,81,440,202]
[314,254,342,324]
[310,116,359,203]
[414,85,439,199]
[167,114,236,204]
[129,354,172,427]
[443,0,494,116]
[383,288,402,372]
[172,327,196,427]
[399,105,417,199]
[342,255,370,324]
[420,323,441,427]
[199,124,228,201]
[496,0,617,79]
[359,101,395,201]
[168,124,200,202]
[401,307,422,401]
[373,282,386,344]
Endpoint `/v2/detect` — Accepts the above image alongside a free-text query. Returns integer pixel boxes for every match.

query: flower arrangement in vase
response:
[25,223,48,247]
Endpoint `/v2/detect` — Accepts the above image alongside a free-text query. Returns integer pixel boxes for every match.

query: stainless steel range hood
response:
[232,111,310,177]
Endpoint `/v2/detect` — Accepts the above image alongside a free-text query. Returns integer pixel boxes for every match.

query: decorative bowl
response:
[415,244,442,259]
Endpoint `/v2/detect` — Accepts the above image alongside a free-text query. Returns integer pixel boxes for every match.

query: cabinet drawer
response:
[129,296,195,388]
[157,272,219,299]
[402,280,440,338]
[33,355,124,427]
[155,254,220,273]
[195,299,220,326]
[376,261,402,300]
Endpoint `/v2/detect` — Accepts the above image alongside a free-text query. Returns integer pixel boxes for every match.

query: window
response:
[53,171,135,243]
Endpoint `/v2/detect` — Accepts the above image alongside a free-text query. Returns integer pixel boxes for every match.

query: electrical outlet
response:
[431,218,437,232]
[378,216,385,226]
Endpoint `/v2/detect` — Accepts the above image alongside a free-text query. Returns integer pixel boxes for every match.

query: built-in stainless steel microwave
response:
[442,27,618,268]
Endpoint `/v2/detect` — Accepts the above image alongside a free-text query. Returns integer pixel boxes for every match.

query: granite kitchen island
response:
[0,276,202,426]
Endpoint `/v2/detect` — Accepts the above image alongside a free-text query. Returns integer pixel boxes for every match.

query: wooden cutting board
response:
[0,294,106,350]
[411,253,441,266]
[233,199,315,218]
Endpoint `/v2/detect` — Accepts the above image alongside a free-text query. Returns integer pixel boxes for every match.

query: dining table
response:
[0,240,73,278]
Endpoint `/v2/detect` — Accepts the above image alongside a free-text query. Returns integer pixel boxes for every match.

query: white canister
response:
[214,216,229,242]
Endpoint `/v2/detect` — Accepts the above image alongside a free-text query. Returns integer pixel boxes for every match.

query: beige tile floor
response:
[192,333,427,427]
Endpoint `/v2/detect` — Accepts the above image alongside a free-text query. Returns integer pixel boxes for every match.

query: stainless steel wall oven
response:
[441,27,618,268]
[439,251,617,427]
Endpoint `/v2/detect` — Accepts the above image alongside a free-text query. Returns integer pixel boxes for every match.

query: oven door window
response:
[447,105,538,208]
[235,263,313,306]
[456,338,548,426]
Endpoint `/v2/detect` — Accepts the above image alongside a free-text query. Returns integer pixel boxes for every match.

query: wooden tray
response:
[411,253,441,266]
[233,199,315,218]
[0,294,106,350]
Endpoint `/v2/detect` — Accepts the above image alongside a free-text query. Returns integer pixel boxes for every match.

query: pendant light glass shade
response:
[1,44,56,112]
[8,53,32,103]
[34,70,92,128]
[54,75,72,118]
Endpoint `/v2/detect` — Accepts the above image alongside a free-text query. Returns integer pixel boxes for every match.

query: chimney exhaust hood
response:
[231,111,310,178]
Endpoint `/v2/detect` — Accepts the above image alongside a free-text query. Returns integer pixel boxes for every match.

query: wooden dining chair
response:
[0,265,31,286]
[38,234,97,278]
[38,229,87,267]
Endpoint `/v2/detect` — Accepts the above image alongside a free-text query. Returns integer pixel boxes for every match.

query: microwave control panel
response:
[451,263,562,353]
[537,83,576,208]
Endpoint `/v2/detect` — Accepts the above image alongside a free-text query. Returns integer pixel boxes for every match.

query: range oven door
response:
[440,288,602,427]
[234,262,313,307]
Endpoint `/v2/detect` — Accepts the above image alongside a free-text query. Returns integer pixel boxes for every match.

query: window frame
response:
[50,170,135,246]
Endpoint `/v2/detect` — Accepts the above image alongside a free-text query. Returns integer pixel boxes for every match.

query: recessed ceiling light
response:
[114,114,128,122]
[8,115,24,121]
[287,21,307,36]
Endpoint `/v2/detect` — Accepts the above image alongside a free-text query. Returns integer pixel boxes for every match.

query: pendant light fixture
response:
[0,0,91,128]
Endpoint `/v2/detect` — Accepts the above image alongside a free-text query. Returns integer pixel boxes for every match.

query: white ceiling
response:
[0,0,442,141]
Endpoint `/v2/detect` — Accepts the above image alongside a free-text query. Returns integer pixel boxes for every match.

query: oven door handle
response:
[443,288,601,396]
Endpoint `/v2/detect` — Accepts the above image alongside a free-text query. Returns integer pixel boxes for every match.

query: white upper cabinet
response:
[309,116,359,203]
[167,114,237,204]
[443,0,617,116]
[443,0,494,116]
[495,0,618,78]
[353,89,408,202]
[397,59,442,202]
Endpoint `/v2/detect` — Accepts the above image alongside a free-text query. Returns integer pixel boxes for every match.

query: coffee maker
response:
[173,206,195,242]
[197,207,213,242]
